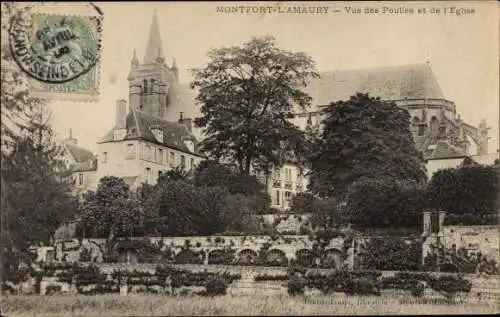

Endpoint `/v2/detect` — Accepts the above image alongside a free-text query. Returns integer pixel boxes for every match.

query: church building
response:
[68,14,494,209]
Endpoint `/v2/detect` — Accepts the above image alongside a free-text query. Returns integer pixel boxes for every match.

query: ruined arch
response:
[175,249,202,264]
[295,249,314,267]
[236,249,258,265]
[266,249,288,267]
[208,249,234,265]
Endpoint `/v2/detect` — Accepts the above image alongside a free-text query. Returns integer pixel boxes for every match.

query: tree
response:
[308,93,426,198]
[152,178,228,236]
[310,197,349,230]
[288,192,315,214]
[427,165,498,216]
[194,160,271,213]
[191,36,317,176]
[221,194,262,234]
[1,3,43,153]
[346,177,426,229]
[79,176,144,254]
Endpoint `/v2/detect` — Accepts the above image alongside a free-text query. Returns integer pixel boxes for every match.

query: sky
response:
[33,1,498,154]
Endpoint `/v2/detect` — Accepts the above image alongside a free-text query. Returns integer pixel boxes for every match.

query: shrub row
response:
[287,270,472,300]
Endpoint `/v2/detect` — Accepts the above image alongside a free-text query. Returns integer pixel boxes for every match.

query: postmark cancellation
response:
[8,12,102,102]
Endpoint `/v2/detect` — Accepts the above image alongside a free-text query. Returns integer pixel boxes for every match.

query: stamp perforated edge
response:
[22,12,103,103]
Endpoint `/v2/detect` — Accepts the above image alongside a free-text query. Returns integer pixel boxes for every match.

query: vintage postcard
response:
[1,1,498,316]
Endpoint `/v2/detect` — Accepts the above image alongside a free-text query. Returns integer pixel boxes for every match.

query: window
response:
[170,152,175,166]
[145,145,152,160]
[145,167,151,184]
[275,190,280,206]
[285,168,292,181]
[158,148,163,164]
[126,143,135,159]
[418,124,426,136]
[78,173,83,185]
[101,152,107,163]
[143,79,148,94]
[150,79,155,93]
[158,170,163,180]
[439,126,446,138]
[180,155,186,168]
[190,158,194,170]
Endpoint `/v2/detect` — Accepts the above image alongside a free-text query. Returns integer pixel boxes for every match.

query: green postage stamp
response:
[8,11,103,101]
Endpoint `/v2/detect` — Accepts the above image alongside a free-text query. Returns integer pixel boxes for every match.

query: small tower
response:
[477,119,490,155]
[171,58,178,79]
[131,49,139,69]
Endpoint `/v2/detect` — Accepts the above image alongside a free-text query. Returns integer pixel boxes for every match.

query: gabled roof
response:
[121,176,139,188]
[99,109,201,156]
[63,141,95,163]
[305,63,445,109]
[71,157,97,172]
[427,140,466,160]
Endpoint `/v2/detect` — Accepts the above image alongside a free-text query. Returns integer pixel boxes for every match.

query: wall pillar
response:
[438,211,446,236]
[422,211,432,237]
[119,276,128,295]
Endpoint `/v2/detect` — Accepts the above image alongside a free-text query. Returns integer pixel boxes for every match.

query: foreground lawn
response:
[1,294,498,316]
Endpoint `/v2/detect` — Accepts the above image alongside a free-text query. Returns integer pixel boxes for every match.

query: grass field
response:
[1,294,498,316]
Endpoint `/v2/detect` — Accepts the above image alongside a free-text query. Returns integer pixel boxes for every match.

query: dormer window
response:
[184,139,195,153]
[151,125,163,143]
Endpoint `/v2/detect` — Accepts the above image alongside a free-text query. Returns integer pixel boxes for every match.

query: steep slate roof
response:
[427,140,466,160]
[99,109,201,156]
[64,142,95,163]
[143,12,164,64]
[304,63,445,109]
[178,63,445,115]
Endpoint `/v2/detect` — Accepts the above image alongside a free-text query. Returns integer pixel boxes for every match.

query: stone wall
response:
[440,225,499,262]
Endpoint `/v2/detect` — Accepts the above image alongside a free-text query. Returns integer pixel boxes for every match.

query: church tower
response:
[127,13,181,119]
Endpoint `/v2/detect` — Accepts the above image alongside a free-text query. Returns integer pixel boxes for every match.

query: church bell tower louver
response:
[127,12,181,120]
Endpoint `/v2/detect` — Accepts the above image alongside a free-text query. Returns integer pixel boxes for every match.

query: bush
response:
[428,165,498,215]
[347,177,425,229]
[45,284,62,295]
[287,275,305,296]
[204,277,228,296]
[254,274,289,281]
[356,238,422,271]
[79,248,92,262]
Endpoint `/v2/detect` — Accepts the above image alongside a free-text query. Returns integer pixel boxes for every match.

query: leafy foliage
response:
[427,165,498,215]
[79,177,144,256]
[191,36,317,175]
[356,238,422,271]
[346,177,426,229]
[288,192,314,214]
[2,5,78,285]
[308,93,426,198]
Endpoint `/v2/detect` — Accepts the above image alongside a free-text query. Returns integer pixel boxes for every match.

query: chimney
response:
[178,112,192,132]
[116,99,127,128]
[66,129,77,145]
